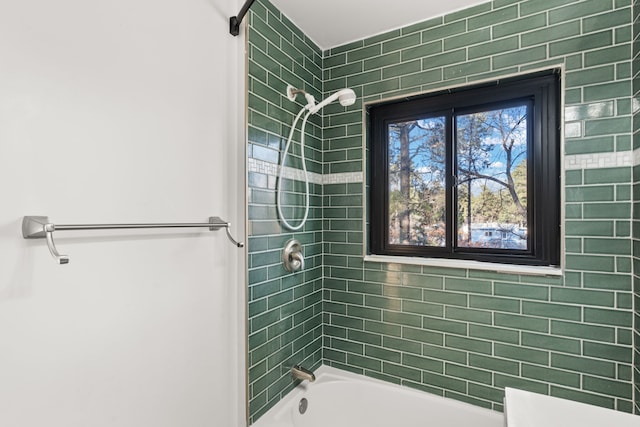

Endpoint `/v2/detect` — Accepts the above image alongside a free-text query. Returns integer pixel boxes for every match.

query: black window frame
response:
[368,70,561,267]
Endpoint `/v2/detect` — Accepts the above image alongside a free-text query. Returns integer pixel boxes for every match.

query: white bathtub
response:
[252,366,503,427]
[505,387,640,427]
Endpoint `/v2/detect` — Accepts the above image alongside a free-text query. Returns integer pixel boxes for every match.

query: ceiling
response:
[269,0,488,50]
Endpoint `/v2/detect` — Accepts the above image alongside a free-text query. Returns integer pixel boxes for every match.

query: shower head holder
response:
[286,85,315,109]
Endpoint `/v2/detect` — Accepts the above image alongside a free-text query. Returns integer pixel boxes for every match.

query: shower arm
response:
[230,0,257,36]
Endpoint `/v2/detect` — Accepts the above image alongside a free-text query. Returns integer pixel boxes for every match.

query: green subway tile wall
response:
[633,0,639,416]
[247,1,324,422]
[323,0,635,413]
[248,0,640,422]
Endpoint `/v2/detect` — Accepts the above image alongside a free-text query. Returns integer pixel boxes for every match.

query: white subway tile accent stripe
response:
[248,158,323,184]
[252,151,639,185]
[323,171,363,184]
[565,150,634,170]
[249,158,361,184]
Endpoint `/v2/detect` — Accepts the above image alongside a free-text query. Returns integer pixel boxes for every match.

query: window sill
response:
[363,254,562,277]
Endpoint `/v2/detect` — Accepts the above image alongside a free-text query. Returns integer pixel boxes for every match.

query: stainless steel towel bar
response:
[22,216,244,265]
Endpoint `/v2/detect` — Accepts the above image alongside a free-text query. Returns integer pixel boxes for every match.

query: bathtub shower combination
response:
[253,366,640,427]
[241,1,640,425]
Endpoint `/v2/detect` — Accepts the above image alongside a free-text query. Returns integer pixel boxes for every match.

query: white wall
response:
[0,0,246,426]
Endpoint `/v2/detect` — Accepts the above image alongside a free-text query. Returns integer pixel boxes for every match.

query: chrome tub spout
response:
[291,365,316,382]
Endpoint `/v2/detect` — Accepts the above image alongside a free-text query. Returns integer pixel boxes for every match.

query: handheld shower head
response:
[308,88,356,114]
[337,88,357,106]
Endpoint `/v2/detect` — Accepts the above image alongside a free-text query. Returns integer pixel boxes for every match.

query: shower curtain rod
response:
[22,215,244,265]
[229,0,256,36]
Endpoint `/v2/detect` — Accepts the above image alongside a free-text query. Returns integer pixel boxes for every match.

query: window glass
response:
[455,104,529,251]
[387,116,446,247]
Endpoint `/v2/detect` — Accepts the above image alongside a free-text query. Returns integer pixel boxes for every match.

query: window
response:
[368,71,560,267]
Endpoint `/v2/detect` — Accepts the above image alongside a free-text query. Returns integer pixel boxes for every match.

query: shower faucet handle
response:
[290,251,304,271]
[283,239,304,272]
